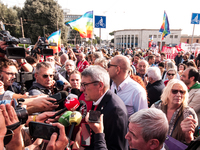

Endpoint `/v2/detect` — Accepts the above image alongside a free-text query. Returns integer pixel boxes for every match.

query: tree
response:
[21,0,68,44]
[109,31,114,36]
[0,2,21,38]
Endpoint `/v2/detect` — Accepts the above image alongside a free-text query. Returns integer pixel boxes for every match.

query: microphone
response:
[76,100,87,118]
[71,88,81,97]
[49,97,80,119]
[49,91,68,104]
[58,111,72,127]
[68,111,82,140]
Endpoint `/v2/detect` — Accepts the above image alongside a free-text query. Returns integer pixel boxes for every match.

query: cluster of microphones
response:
[2,88,87,145]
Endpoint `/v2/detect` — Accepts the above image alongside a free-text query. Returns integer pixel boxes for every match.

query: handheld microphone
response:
[71,88,81,97]
[68,111,82,140]
[49,97,80,119]
[58,111,72,127]
[76,100,87,118]
[49,91,68,104]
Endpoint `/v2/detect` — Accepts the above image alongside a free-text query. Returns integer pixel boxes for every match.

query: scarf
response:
[188,82,200,92]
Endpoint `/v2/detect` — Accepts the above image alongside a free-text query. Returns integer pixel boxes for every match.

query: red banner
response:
[162,46,178,59]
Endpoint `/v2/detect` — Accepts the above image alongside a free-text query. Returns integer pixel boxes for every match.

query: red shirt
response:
[77,60,89,72]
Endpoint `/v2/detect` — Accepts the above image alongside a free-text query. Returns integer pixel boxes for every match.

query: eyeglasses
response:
[81,81,99,89]
[167,73,175,76]
[42,74,54,78]
[107,62,118,68]
[1,71,17,76]
[171,89,186,95]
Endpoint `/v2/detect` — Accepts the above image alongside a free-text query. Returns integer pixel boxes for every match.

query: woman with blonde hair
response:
[151,79,198,144]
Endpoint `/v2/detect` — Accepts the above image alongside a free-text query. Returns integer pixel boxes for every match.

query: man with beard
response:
[180,67,200,125]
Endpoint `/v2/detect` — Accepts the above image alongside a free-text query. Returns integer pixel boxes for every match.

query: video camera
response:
[31,37,57,58]
[15,71,33,94]
[0,30,31,59]
[4,98,28,145]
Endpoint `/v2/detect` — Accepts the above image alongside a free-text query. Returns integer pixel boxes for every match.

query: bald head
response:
[112,55,130,73]
[60,53,69,65]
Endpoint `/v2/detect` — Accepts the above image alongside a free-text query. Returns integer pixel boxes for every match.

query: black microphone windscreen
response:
[71,88,81,97]
[77,100,87,118]
[60,91,68,99]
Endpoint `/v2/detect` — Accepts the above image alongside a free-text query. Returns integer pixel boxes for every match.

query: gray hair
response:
[93,52,103,59]
[36,62,53,73]
[166,62,176,71]
[65,59,75,66]
[94,58,108,69]
[129,108,168,146]
[138,59,149,67]
[81,65,110,89]
[147,67,162,81]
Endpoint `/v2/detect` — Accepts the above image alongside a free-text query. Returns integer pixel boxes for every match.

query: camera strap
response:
[6,121,21,130]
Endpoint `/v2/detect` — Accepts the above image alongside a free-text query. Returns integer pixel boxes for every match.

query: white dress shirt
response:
[111,76,148,118]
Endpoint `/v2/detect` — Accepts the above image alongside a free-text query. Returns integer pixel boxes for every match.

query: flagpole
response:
[160,33,162,53]
[190,24,195,52]
[92,10,94,48]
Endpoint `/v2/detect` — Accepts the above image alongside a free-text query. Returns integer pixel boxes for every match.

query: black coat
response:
[85,90,128,150]
[146,80,165,107]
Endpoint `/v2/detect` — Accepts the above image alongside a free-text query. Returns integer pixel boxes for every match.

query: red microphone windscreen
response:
[64,98,80,111]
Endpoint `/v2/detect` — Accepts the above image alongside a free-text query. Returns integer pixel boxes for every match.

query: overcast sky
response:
[2,0,200,40]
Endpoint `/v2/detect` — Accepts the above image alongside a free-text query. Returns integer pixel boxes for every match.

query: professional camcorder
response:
[0,30,31,59]
[31,37,57,58]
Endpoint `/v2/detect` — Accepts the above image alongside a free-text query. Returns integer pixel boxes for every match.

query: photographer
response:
[0,58,32,100]
[28,62,56,96]
[31,36,48,59]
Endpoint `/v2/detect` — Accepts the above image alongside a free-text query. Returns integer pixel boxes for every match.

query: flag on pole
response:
[47,29,61,54]
[66,11,93,38]
[159,11,170,40]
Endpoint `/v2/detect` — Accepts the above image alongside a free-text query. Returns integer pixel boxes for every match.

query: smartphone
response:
[29,121,59,140]
[88,110,101,123]
[81,123,91,146]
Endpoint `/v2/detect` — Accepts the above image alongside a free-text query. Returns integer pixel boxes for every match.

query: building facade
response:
[181,35,200,44]
[114,29,182,49]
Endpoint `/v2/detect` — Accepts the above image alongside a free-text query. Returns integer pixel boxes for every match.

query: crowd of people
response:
[0,36,200,150]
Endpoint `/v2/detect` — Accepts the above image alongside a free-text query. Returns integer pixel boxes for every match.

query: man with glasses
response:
[29,62,55,95]
[0,58,18,92]
[108,55,148,118]
[80,65,128,150]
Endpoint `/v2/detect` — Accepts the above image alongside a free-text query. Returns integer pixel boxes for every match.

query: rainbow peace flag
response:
[66,11,93,38]
[47,29,61,54]
[159,11,170,40]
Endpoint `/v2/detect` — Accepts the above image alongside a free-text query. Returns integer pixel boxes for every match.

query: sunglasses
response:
[107,62,118,68]
[42,74,54,78]
[171,89,186,95]
[167,73,175,76]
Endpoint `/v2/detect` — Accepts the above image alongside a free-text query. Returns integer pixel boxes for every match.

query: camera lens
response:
[15,108,28,124]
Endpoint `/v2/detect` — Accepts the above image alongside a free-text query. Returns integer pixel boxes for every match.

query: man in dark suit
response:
[146,67,165,107]
[80,65,128,150]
